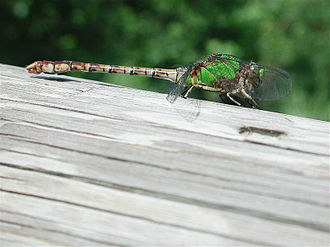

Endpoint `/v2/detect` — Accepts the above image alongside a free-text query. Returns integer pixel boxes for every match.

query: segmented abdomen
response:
[26,60,182,83]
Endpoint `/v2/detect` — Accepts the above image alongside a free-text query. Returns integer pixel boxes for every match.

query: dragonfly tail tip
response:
[26,61,41,74]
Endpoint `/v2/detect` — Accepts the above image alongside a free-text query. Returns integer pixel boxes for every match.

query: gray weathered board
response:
[0,63,329,246]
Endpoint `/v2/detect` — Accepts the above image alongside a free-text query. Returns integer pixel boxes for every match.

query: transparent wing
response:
[165,65,200,121]
[166,67,191,103]
[252,66,292,101]
[169,96,201,121]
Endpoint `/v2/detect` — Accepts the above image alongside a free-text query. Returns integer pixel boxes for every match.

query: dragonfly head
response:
[247,62,264,90]
[249,62,264,79]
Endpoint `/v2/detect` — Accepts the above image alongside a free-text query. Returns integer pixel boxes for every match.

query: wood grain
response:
[0,63,329,246]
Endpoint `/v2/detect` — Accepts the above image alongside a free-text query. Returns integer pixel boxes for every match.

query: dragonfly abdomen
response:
[26,60,181,83]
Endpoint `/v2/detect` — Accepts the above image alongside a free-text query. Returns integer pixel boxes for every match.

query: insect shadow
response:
[32,75,78,82]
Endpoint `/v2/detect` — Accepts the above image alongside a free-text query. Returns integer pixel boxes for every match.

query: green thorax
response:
[185,55,240,86]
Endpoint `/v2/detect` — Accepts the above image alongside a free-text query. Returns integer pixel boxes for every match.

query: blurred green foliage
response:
[1,0,329,120]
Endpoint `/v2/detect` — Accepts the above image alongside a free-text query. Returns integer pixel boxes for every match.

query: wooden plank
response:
[0,63,329,246]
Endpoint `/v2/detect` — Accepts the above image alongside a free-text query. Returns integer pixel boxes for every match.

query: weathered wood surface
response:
[0,63,329,246]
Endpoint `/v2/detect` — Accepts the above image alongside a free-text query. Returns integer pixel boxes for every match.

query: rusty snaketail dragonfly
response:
[26,54,292,110]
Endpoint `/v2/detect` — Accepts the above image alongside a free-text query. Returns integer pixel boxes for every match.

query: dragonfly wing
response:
[169,96,201,121]
[166,82,183,103]
[165,66,200,121]
[252,66,292,101]
[166,68,190,103]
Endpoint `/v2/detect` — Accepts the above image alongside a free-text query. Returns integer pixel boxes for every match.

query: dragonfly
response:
[26,54,292,109]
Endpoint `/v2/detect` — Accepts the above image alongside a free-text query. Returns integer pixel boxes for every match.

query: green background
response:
[1,0,329,121]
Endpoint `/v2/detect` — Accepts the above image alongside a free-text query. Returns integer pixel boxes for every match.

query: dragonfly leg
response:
[227,92,241,106]
[182,85,194,99]
[241,88,258,108]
